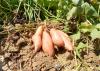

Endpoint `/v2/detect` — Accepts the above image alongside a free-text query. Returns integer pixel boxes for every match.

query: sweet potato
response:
[35,25,44,35]
[50,28,64,47]
[42,30,55,56]
[32,26,44,52]
[57,30,73,51]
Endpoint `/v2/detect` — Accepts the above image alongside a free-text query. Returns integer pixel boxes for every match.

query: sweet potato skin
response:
[57,30,73,51]
[32,26,44,52]
[42,30,55,56]
[50,28,64,47]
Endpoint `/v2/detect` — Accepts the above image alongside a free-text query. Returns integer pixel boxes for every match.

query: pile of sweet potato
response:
[31,25,74,56]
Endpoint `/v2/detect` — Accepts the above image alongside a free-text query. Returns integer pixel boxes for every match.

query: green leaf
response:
[77,6,83,16]
[77,42,87,50]
[72,0,83,5]
[90,29,100,40]
[81,2,99,17]
[95,24,100,30]
[88,5,99,17]
[79,21,94,33]
[72,0,79,5]
[71,31,81,41]
[81,2,90,15]
[67,7,77,20]
[76,42,87,59]
[81,29,91,33]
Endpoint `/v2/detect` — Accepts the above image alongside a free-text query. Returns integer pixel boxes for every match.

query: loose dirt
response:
[0,21,100,71]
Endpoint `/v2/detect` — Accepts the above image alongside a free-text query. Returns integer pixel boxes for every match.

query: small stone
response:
[8,61,13,66]
[2,64,8,71]
[4,53,11,58]
[54,64,62,71]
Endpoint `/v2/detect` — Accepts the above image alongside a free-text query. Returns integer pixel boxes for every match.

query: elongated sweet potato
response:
[50,28,64,47]
[35,25,44,35]
[42,30,55,56]
[32,26,44,52]
[57,30,73,51]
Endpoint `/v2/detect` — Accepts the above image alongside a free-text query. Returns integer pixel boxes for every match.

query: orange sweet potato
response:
[42,30,55,56]
[50,28,64,47]
[57,30,73,51]
[32,26,44,52]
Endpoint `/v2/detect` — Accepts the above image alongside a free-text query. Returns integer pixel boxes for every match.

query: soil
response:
[0,21,100,71]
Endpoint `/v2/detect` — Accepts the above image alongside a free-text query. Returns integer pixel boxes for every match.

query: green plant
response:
[0,0,100,23]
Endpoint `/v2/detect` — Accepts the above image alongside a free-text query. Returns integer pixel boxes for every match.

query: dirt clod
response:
[16,37,27,48]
